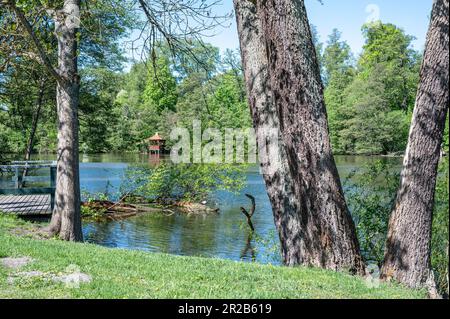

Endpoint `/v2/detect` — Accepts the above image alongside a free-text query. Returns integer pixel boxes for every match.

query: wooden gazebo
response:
[146,132,166,155]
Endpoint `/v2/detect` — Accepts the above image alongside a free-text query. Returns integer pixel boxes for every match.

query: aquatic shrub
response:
[81,190,110,202]
[80,190,110,218]
[120,163,247,204]
[80,198,107,219]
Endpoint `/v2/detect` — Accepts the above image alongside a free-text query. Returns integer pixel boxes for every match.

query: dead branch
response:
[132,0,231,73]
[240,193,256,232]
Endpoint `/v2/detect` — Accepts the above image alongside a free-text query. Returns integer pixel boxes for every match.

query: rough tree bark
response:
[234,0,304,266]
[46,0,83,241]
[381,0,449,291]
[234,0,365,274]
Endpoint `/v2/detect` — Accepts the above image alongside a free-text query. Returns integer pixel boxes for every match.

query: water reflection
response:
[3,153,403,265]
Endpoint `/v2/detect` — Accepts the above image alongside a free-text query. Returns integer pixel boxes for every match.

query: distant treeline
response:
[1,22,422,156]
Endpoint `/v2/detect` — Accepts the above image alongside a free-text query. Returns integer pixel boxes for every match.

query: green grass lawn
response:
[0,214,426,299]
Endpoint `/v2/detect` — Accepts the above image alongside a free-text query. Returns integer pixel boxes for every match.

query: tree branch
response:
[240,194,256,231]
[244,194,255,217]
[134,0,230,73]
[5,0,61,83]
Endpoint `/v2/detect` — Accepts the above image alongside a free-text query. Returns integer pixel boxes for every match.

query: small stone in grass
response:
[52,272,92,286]
[7,271,45,284]
[0,257,33,269]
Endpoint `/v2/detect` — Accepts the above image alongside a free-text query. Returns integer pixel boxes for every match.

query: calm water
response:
[1,153,402,264]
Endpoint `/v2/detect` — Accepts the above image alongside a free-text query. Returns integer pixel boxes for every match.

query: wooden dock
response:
[0,195,51,215]
[0,161,56,216]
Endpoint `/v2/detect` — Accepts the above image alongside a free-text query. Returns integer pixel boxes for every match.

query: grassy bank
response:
[0,214,426,299]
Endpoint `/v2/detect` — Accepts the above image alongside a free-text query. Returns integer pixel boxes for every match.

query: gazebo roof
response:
[148,132,164,141]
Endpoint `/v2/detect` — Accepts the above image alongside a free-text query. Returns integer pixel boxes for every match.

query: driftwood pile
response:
[81,196,220,221]
[81,200,140,221]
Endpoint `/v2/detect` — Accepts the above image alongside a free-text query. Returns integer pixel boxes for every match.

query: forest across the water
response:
[0,22,433,157]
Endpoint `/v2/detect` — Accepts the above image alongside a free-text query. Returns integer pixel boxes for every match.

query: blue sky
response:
[124,0,433,67]
[203,0,433,56]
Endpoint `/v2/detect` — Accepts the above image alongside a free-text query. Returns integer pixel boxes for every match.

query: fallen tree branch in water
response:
[240,194,256,232]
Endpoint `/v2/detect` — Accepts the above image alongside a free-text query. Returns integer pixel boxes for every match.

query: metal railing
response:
[0,161,57,211]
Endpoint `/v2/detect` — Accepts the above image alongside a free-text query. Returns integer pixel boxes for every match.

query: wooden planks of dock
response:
[0,161,56,216]
[0,195,51,215]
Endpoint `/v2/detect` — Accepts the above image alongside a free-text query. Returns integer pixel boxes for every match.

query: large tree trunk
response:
[381,0,449,291]
[46,0,83,241]
[235,0,364,274]
[234,0,304,266]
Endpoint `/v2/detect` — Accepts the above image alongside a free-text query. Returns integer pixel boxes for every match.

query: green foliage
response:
[252,230,281,265]
[80,205,105,219]
[106,42,250,153]
[142,57,178,114]
[322,29,357,150]
[108,89,144,152]
[2,10,424,159]
[431,116,449,296]
[206,72,251,129]
[13,21,423,157]
[322,28,354,86]
[175,66,249,133]
[0,119,9,158]
[359,22,421,112]
[79,67,123,153]
[122,163,247,204]
[432,156,449,297]
[0,114,24,155]
[345,153,449,296]
[336,70,410,154]
[0,0,135,156]
[344,160,400,266]
[325,23,419,155]
[360,22,416,67]
[80,190,110,218]
[162,40,220,80]
[35,121,57,154]
[81,190,110,202]
[310,24,324,74]
[0,50,55,156]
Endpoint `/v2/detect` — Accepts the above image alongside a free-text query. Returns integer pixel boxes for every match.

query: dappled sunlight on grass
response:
[0,214,426,299]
